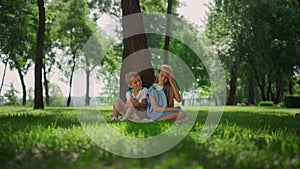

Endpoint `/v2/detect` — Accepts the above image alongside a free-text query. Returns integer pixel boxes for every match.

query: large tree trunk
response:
[34,0,45,109]
[0,60,8,96]
[163,0,173,64]
[298,0,300,12]
[120,0,155,101]
[227,61,238,105]
[17,68,26,106]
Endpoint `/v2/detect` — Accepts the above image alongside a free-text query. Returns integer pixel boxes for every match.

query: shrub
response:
[283,95,300,108]
[258,101,274,107]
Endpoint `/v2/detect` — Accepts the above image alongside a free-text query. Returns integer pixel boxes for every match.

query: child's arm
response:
[131,98,147,109]
[168,74,182,102]
[149,96,180,112]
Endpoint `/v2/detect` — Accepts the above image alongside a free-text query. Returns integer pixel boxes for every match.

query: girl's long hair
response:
[156,69,174,107]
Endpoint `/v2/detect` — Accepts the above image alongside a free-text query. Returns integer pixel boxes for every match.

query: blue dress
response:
[146,84,183,120]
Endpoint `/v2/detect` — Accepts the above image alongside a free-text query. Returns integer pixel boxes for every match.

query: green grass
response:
[0,106,300,169]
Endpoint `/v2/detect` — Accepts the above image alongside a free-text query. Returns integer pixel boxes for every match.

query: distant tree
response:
[163,0,173,64]
[0,58,8,96]
[206,0,300,105]
[4,83,20,105]
[42,0,63,106]
[58,0,94,106]
[81,32,116,105]
[0,0,37,106]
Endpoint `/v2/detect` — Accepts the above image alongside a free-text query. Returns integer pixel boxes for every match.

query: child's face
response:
[158,70,169,85]
[128,76,142,90]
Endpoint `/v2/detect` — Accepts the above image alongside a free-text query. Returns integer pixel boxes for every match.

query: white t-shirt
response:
[126,87,147,103]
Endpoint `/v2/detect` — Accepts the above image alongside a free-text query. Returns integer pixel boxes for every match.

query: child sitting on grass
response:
[112,72,149,121]
[146,64,187,122]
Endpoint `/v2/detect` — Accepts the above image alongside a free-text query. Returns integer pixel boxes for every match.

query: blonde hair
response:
[156,65,174,107]
[125,71,138,86]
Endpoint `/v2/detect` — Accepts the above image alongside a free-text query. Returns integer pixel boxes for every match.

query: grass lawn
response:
[0,106,300,169]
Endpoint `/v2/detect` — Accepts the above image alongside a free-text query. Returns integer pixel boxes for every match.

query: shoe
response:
[112,117,120,121]
[120,118,127,121]
[141,118,153,122]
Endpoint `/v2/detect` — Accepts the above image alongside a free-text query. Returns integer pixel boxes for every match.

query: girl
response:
[146,64,187,121]
[112,72,149,121]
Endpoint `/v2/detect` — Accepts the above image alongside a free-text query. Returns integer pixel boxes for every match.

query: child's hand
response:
[130,98,139,107]
[168,74,175,84]
[127,100,133,107]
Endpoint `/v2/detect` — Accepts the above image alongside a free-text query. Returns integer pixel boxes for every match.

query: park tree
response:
[81,32,117,105]
[119,0,156,101]
[57,0,94,106]
[206,0,246,105]
[34,0,46,109]
[42,0,63,106]
[163,0,173,64]
[0,58,8,96]
[0,0,37,106]
[206,0,300,105]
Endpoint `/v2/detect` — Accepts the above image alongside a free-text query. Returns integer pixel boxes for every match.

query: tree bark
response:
[85,69,90,106]
[17,68,27,106]
[0,60,8,96]
[163,0,173,64]
[66,56,76,107]
[247,76,254,105]
[227,61,238,105]
[120,0,155,101]
[274,73,284,104]
[43,64,50,106]
[289,77,293,95]
[266,73,274,101]
[254,67,266,101]
[34,0,45,109]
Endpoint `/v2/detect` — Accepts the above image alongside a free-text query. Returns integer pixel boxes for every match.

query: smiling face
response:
[157,70,169,85]
[128,76,142,91]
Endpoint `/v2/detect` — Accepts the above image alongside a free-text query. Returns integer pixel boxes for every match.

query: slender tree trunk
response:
[85,70,90,106]
[66,57,76,107]
[43,64,50,106]
[289,77,293,95]
[247,76,254,105]
[34,0,45,109]
[163,0,173,64]
[17,69,26,106]
[120,0,155,101]
[274,73,284,104]
[266,73,274,101]
[227,61,238,105]
[254,68,266,101]
[0,60,8,96]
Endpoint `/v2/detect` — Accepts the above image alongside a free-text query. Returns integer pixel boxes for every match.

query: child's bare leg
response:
[113,105,119,118]
[157,113,179,121]
[123,107,136,120]
[157,112,187,122]
[113,99,128,118]
[177,112,187,121]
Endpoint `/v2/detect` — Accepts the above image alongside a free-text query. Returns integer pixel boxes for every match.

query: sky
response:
[0,0,213,97]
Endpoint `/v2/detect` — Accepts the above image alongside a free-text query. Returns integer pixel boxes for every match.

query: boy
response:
[112,72,149,121]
